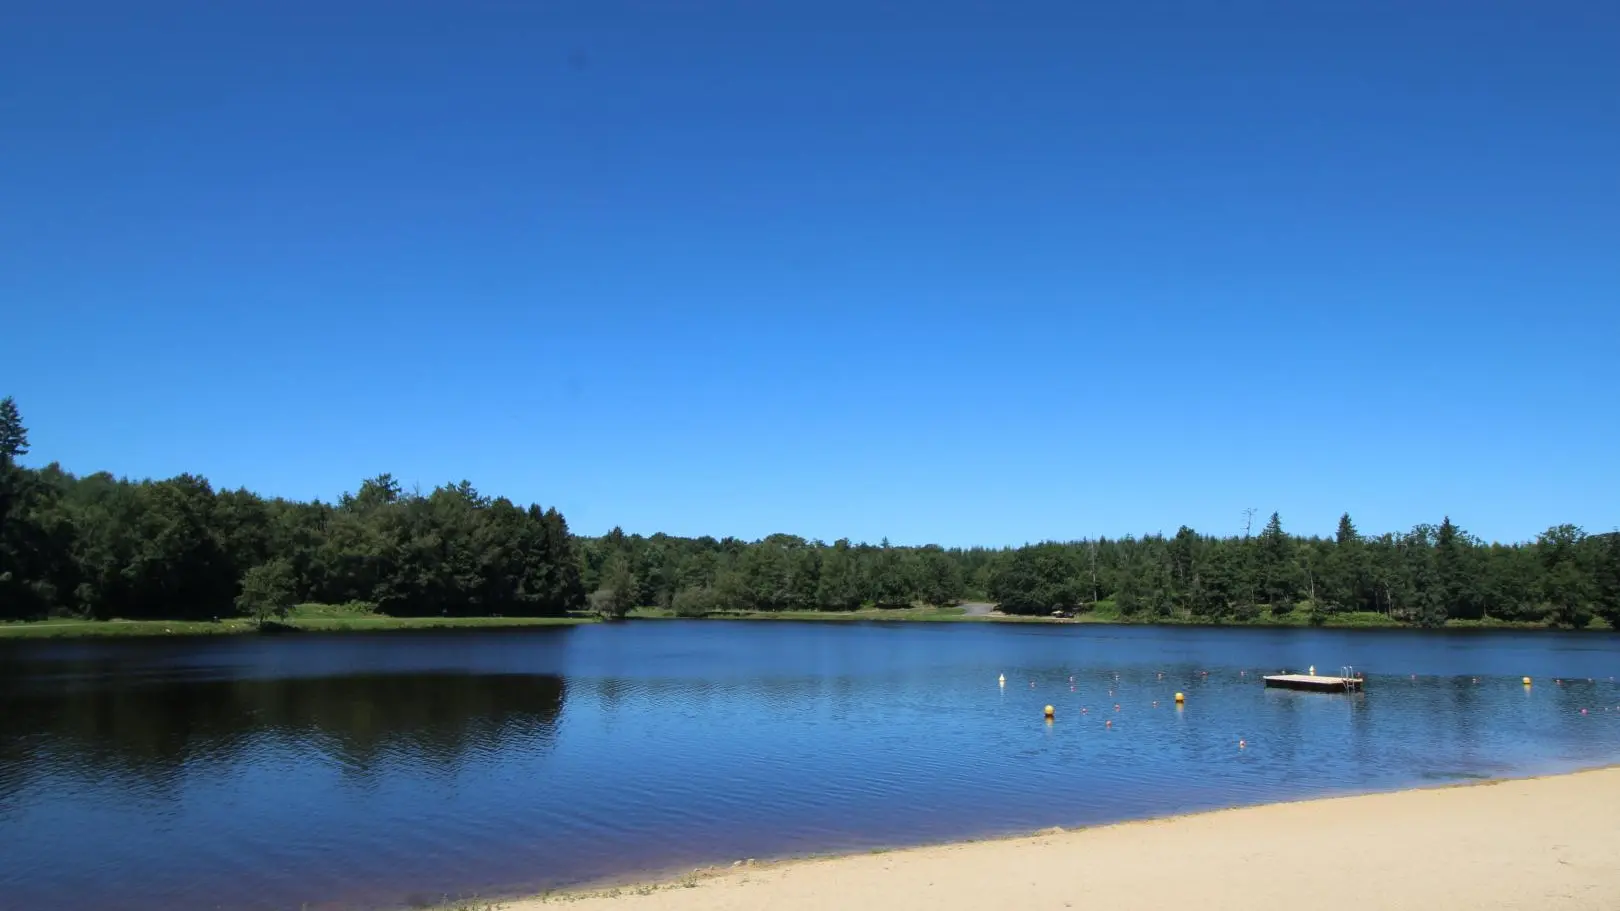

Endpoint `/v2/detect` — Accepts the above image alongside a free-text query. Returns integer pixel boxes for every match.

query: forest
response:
[2,396,1618,628]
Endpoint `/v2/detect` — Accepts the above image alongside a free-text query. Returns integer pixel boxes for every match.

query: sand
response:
[508,766,1620,911]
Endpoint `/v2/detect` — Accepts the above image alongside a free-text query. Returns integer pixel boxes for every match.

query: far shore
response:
[2,601,1610,639]
[0,613,590,639]
[463,765,1620,911]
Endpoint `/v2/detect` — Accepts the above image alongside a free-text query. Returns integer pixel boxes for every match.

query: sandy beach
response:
[514,766,1620,911]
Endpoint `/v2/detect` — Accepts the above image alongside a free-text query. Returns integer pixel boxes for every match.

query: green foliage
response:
[589,555,637,619]
[236,559,296,626]
[0,397,586,624]
[670,586,723,617]
[0,396,27,461]
[1,392,1615,632]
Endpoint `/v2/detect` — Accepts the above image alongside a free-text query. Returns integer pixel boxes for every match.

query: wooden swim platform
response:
[1263,674,1364,693]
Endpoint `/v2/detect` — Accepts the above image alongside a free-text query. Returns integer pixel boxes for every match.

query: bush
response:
[588,587,632,620]
[671,586,722,618]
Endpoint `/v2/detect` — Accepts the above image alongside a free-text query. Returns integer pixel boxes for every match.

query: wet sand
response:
[510,766,1620,911]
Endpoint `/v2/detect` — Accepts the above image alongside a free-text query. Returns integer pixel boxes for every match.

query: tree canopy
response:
[1,395,1616,629]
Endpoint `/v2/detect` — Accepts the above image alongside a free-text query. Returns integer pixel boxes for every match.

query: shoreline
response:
[2,607,1610,640]
[460,764,1620,911]
[0,615,591,639]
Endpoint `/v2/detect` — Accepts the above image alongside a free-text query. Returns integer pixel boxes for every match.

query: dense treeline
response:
[2,396,1618,628]
[575,512,1620,628]
[0,398,583,622]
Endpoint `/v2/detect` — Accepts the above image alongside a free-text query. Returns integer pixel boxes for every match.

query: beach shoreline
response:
[458,764,1620,911]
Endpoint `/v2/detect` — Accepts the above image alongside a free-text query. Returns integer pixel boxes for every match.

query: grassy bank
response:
[0,603,594,639]
[5,603,1605,640]
[628,605,973,622]
[637,602,1610,631]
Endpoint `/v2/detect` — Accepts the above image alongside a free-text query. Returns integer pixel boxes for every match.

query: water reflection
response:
[2,668,564,791]
[0,624,1616,911]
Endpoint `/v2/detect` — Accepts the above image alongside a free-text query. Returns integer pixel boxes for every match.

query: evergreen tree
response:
[0,396,27,462]
[1258,512,1298,609]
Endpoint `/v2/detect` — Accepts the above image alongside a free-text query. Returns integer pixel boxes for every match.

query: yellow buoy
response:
[1523,677,1532,686]
[1174,692,1185,703]
[1043,704,1055,718]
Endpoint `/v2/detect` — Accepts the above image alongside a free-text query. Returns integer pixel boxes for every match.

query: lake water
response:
[2,621,1618,911]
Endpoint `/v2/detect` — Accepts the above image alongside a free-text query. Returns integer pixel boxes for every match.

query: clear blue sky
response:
[4,1,1616,547]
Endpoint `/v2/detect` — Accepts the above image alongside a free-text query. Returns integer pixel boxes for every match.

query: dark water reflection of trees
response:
[0,665,566,801]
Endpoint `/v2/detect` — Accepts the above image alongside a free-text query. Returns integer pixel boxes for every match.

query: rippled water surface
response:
[2,621,1618,911]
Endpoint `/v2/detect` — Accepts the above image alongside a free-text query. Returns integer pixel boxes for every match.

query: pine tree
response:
[1434,516,1470,620]
[1258,512,1298,609]
[0,396,27,461]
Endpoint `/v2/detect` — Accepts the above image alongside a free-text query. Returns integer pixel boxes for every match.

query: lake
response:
[2,621,1618,911]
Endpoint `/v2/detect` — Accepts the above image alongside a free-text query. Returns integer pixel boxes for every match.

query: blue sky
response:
[4,1,1616,547]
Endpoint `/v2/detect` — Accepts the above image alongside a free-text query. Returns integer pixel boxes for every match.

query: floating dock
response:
[1263,674,1364,693]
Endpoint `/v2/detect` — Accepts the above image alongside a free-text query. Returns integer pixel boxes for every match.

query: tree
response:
[0,396,27,462]
[1434,516,1475,620]
[1258,512,1299,610]
[1537,525,1593,628]
[1593,533,1620,628]
[590,554,637,619]
[671,586,721,617]
[236,559,297,628]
